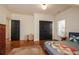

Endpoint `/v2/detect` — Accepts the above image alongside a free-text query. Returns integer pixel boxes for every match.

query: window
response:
[57,20,65,37]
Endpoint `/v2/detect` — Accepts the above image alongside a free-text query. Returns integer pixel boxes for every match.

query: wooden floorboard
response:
[9,45,45,55]
[6,40,48,55]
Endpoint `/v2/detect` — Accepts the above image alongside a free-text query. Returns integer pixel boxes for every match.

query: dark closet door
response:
[11,20,20,41]
[39,21,52,40]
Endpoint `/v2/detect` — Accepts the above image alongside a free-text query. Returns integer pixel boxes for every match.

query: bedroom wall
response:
[34,13,55,41]
[0,5,11,24]
[10,13,34,40]
[55,6,79,40]
[10,13,55,41]
[0,5,11,39]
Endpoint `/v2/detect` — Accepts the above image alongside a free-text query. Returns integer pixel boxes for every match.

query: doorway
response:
[11,20,20,41]
[11,20,20,48]
[39,21,52,41]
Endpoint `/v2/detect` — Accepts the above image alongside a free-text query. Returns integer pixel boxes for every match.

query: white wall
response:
[34,13,55,41]
[55,6,79,39]
[10,13,34,40]
[0,5,11,39]
[10,13,54,41]
[0,5,10,24]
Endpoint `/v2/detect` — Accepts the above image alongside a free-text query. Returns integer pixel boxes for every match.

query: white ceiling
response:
[5,4,74,15]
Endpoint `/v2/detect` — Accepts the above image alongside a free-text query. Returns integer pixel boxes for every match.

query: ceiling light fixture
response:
[41,4,47,10]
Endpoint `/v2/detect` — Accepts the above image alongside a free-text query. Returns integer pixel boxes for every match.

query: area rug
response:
[9,45,45,55]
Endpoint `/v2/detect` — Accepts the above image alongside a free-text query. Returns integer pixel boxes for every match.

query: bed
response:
[44,41,79,55]
[44,32,79,55]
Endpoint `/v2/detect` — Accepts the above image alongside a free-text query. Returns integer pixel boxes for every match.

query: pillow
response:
[75,37,79,43]
[69,35,77,42]
[76,37,79,39]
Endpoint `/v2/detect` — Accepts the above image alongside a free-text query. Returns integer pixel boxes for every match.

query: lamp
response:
[41,4,47,10]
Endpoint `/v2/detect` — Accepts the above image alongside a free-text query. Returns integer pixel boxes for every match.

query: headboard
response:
[69,32,79,43]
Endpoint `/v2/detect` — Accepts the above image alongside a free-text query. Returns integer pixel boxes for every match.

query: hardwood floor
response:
[6,40,48,55]
[9,45,45,55]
